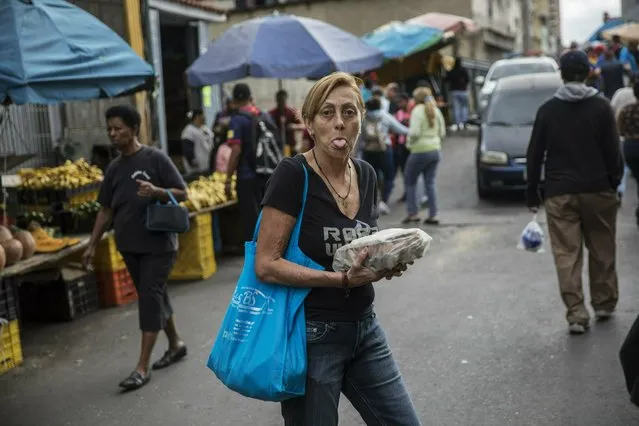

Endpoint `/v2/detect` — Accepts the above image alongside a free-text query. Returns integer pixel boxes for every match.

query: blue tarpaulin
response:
[186,13,384,87]
[587,18,626,43]
[362,21,443,60]
[0,0,155,105]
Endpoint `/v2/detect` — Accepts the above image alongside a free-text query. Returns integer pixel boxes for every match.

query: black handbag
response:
[146,190,190,234]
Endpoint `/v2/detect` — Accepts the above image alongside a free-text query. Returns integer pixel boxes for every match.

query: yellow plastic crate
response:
[0,320,23,375]
[68,234,126,272]
[170,213,217,281]
[69,189,98,206]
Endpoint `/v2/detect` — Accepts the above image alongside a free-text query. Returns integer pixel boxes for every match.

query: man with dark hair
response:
[598,48,626,100]
[269,89,301,156]
[526,50,625,335]
[226,83,281,242]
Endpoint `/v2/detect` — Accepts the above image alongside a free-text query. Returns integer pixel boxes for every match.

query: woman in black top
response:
[256,72,420,425]
[84,105,189,391]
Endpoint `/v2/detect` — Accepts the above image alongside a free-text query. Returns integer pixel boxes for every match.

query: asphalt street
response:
[3,133,639,426]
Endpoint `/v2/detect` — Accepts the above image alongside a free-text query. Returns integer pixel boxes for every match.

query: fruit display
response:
[2,238,23,265]
[18,159,103,190]
[22,211,52,226]
[10,226,36,260]
[69,201,101,219]
[28,222,80,253]
[181,172,237,212]
[0,245,6,272]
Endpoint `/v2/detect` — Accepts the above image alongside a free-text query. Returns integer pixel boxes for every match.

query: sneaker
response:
[595,310,614,321]
[568,323,588,334]
[378,201,391,215]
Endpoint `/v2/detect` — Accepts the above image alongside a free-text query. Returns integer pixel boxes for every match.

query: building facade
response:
[622,0,639,22]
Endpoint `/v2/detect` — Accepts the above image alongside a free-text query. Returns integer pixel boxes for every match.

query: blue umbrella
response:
[186,13,384,87]
[362,21,443,60]
[0,0,155,105]
[586,18,626,43]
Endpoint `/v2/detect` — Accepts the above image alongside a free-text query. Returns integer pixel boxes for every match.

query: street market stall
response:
[0,0,159,375]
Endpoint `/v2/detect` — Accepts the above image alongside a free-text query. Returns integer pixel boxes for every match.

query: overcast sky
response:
[561,0,621,44]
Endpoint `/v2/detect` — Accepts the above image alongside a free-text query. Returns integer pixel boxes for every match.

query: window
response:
[486,88,556,126]
[489,63,557,81]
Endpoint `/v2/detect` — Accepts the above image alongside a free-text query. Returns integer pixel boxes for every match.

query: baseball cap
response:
[232,83,251,102]
[559,50,590,74]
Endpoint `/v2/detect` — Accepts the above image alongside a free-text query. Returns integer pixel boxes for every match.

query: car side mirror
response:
[474,75,485,86]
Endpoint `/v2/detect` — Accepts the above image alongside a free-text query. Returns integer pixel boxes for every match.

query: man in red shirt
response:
[269,90,301,156]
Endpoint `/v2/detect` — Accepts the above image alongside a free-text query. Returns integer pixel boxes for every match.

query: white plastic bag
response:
[332,228,433,273]
[517,214,545,253]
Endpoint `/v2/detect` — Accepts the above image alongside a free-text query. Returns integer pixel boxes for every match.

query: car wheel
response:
[476,169,492,200]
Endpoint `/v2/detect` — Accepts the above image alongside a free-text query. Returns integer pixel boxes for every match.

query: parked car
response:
[475,56,559,113]
[472,73,562,199]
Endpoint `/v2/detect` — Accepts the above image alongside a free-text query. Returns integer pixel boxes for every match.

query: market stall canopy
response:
[406,12,478,33]
[186,12,384,87]
[0,0,155,105]
[588,18,626,42]
[362,21,444,60]
[602,22,639,42]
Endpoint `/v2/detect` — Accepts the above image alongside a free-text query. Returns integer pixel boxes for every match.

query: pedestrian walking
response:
[526,50,624,334]
[445,56,470,131]
[256,71,421,425]
[83,105,188,390]
[402,87,446,225]
[225,83,282,242]
[609,76,637,201]
[616,79,639,226]
[360,97,408,215]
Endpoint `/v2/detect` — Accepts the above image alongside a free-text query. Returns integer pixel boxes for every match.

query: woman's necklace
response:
[312,148,352,209]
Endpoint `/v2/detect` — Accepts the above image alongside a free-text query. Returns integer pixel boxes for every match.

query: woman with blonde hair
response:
[255,72,421,425]
[403,86,446,224]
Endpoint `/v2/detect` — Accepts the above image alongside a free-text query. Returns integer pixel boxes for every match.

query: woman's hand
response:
[136,179,161,198]
[345,248,392,287]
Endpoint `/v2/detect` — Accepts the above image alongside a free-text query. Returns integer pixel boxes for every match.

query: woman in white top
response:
[181,109,213,175]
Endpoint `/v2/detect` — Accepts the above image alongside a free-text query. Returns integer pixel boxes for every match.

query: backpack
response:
[238,111,284,176]
[361,115,386,152]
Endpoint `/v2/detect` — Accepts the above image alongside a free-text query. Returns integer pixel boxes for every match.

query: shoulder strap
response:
[251,160,309,243]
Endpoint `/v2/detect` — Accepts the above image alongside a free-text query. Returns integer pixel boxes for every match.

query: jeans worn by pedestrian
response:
[281,311,420,426]
[405,151,441,217]
[545,191,619,326]
[623,139,639,224]
[363,150,396,203]
[451,91,469,127]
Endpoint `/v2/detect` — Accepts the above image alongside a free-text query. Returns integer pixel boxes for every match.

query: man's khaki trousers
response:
[545,191,619,325]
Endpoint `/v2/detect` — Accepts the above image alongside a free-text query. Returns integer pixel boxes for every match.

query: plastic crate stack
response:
[0,279,23,375]
[170,213,217,281]
[17,267,100,322]
[70,235,137,307]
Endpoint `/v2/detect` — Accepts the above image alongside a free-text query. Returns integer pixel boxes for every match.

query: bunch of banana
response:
[19,159,103,190]
[180,173,237,212]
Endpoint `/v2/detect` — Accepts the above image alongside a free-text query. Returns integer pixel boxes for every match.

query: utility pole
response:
[521,0,531,54]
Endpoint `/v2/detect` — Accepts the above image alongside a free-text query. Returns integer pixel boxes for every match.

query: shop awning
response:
[601,22,639,42]
[0,0,156,105]
[406,12,478,34]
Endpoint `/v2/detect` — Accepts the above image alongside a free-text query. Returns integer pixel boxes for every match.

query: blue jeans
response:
[281,312,420,425]
[405,151,441,217]
[451,90,469,126]
[363,150,396,203]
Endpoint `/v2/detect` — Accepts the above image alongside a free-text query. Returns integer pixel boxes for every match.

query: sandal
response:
[119,370,150,391]
[152,345,187,370]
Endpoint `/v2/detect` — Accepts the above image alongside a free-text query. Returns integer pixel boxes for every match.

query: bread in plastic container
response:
[332,228,432,273]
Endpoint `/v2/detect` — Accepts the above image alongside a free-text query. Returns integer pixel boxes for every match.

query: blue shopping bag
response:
[208,163,323,401]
